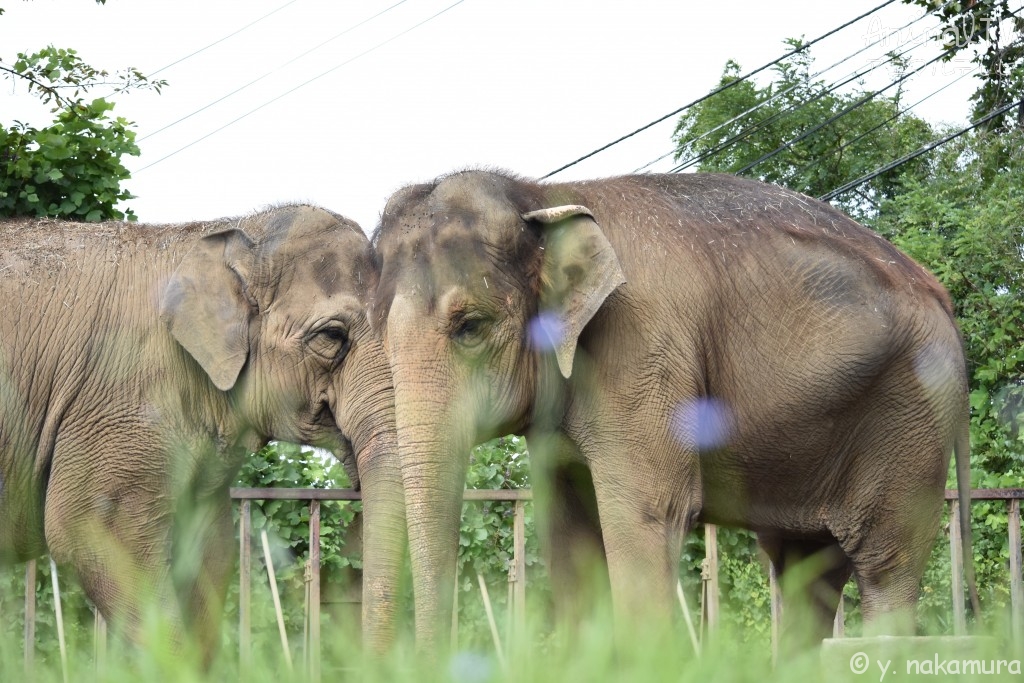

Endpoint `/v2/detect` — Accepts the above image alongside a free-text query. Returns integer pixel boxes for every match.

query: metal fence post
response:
[949,499,966,635]
[94,609,107,677]
[702,524,719,633]
[24,559,36,677]
[1009,497,1022,644]
[769,560,781,667]
[308,499,321,683]
[833,595,844,638]
[512,499,526,643]
[239,499,252,673]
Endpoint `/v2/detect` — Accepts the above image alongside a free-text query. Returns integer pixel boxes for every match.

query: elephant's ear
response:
[160,229,256,391]
[523,205,625,379]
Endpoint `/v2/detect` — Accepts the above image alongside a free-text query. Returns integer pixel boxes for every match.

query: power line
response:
[634,0,952,174]
[134,0,467,173]
[819,97,1024,201]
[793,62,979,182]
[732,44,955,176]
[147,0,303,78]
[668,21,941,174]
[735,2,1023,177]
[539,0,901,179]
[139,0,411,142]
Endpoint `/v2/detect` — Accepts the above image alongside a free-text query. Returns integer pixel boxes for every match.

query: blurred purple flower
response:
[528,311,564,351]
[672,397,734,451]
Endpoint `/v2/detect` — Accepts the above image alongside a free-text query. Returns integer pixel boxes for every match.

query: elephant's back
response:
[573,174,947,307]
[567,172,965,435]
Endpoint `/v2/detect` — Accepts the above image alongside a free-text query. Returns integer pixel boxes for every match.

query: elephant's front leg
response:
[569,393,703,640]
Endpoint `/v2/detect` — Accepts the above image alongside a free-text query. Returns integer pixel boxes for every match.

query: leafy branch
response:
[0,47,165,113]
[1,6,166,221]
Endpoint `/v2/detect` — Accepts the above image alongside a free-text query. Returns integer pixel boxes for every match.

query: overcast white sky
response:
[2,0,982,233]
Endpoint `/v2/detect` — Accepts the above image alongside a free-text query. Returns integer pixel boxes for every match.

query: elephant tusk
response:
[521,205,594,224]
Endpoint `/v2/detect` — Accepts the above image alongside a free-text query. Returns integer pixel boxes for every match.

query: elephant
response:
[370,169,980,650]
[0,205,404,661]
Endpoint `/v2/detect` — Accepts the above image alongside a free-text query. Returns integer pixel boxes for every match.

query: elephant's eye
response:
[450,312,490,347]
[308,323,350,362]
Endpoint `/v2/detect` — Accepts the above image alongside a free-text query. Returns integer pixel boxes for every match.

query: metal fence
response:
[13,488,1024,681]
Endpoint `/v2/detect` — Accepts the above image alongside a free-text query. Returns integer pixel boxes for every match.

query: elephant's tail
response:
[954,420,982,618]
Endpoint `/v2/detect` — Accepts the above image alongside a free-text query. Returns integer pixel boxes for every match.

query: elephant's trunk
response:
[394,389,471,654]
[339,348,406,653]
[385,294,472,652]
[354,427,404,653]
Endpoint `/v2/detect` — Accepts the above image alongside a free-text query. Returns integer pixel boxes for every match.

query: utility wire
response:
[134,0,466,173]
[732,44,955,176]
[668,25,939,174]
[738,2,1023,177]
[539,0,901,179]
[148,0,303,78]
[635,0,953,173]
[139,0,411,142]
[794,62,979,181]
[820,97,1024,200]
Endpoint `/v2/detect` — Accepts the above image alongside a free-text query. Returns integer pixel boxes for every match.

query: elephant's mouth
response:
[312,402,361,489]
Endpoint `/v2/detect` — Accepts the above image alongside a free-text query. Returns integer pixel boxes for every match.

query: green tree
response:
[673,43,1023,632]
[903,0,1024,132]
[0,3,164,220]
[872,128,1024,488]
[672,40,935,220]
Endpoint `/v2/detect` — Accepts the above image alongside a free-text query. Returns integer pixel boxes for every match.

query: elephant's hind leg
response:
[43,446,186,655]
[758,534,852,649]
[172,493,236,668]
[835,371,952,636]
[43,502,185,652]
[843,510,941,637]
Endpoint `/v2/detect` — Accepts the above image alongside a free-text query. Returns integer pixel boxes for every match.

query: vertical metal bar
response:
[769,561,781,668]
[49,559,69,683]
[451,556,460,648]
[833,594,845,638]
[949,499,966,635]
[24,559,36,677]
[308,499,321,683]
[512,499,526,643]
[477,573,507,669]
[261,529,293,671]
[703,524,719,630]
[1009,498,1022,644]
[94,610,107,677]
[239,499,252,672]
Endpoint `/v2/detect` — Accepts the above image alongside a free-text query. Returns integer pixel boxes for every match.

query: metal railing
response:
[12,488,1024,681]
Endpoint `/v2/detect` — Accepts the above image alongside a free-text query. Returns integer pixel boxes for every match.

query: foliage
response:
[672,40,935,220]
[902,0,1024,131]
[0,98,141,220]
[672,40,1023,637]
[1,13,165,220]
[872,128,1024,484]
[223,442,363,654]
[871,127,1024,628]
[456,435,543,649]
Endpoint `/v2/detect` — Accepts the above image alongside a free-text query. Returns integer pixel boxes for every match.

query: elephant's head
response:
[371,171,624,648]
[162,205,404,649]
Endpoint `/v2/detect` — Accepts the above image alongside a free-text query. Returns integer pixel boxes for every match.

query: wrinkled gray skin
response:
[0,206,404,661]
[372,170,978,650]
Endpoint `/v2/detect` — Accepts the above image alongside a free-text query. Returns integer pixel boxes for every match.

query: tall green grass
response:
[2,564,1020,683]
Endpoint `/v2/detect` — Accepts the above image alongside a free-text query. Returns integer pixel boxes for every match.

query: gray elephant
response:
[0,205,404,661]
[371,170,979,649]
